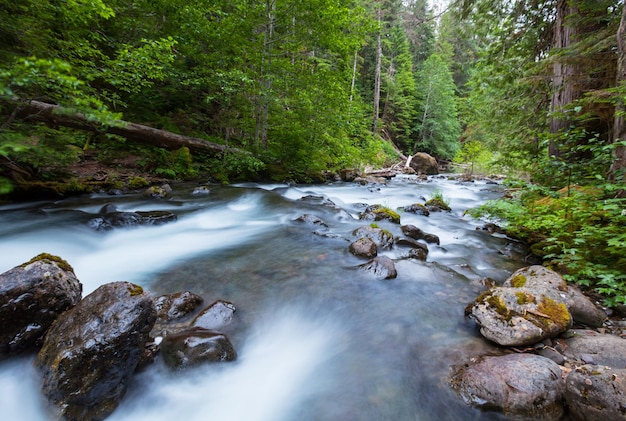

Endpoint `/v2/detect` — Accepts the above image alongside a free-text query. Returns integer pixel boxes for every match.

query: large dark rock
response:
[160,327,236,369]
[565,364,626,421]
[451,353,565,420]
[349,237,378,259]
[0,253,82,355]
[401,224,440,245]
[409,152,438,175]
[35,281,156,421]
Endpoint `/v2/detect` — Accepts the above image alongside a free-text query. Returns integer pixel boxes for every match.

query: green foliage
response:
[453,139,494,175]
[469,181,626,307]
[414,51,461,159]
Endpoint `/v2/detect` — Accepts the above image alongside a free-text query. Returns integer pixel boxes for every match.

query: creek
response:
[0,175,527,420]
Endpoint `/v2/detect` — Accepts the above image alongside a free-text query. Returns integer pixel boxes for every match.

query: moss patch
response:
[510,274,527,287]
[21,253,74,273]
[128,284,144,296]
[515,291,536,305]
[373,206,401,224]
[537,296,571,329]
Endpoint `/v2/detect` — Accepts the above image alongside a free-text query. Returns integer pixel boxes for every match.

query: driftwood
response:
[13,100,247,156]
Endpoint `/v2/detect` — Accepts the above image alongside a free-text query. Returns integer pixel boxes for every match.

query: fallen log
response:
[13,99,247,156]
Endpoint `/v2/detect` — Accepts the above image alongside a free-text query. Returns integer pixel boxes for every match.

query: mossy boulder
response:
[359,204,401,224]
[467,287,572,346]
[0,253,82,355]
[352,225,394,249]
[503,266,606,327]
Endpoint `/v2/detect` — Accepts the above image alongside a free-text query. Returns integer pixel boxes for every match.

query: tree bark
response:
[609,2,626,183]
[549,0,581,157]
[373,7,382,133]
[13,100,247,156]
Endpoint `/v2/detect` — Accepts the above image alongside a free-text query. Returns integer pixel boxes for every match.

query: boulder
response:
[352,225,394,249]
[451,353,564,420]
[565,365,626,421]
[503,266,606,327]
[143,183,172,199]
[466,287,572,346]
[191,300,236,331]
[160,327,236,369]
[395,238,429,256]
[359,204,401,224]
[358,256,397,280]
[562,329,626,369]
[401,224,440,245]
[409,152,438,175]
[349,237,378,259]
[0,254,82,354]
[35,281,156,421]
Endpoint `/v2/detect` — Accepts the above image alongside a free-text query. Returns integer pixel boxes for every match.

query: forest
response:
[1,0,625,307]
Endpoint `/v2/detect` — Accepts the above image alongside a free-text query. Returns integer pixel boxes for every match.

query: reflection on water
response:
[0,176,518,420]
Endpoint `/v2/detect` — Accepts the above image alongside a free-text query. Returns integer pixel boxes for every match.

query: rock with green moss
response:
[359,204,401,224]
[467,287,572,346]
[352,225,394,249]
[503,266,606,327]
[35,281,156,421]
[0,254,82,355]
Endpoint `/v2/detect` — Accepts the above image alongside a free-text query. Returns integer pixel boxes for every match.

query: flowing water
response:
[0,175,528,420]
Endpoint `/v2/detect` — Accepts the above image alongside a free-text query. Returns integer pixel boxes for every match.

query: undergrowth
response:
[468,180,626,308]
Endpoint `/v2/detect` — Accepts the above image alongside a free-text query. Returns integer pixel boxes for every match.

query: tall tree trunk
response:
[255,0,275,149]
[350,49,358,102]
[549,0,581,158]
[609,3,626,183]
[372,7,382,133]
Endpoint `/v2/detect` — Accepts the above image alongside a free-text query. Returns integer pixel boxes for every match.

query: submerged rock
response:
[358,256,397,280]
[35,281,156,421]
[451,353,564,420]
[401,224,440,245]
[294,214,328,227]
[0,253,82,355]
[88,210,177,231]
[160,327,236,369]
